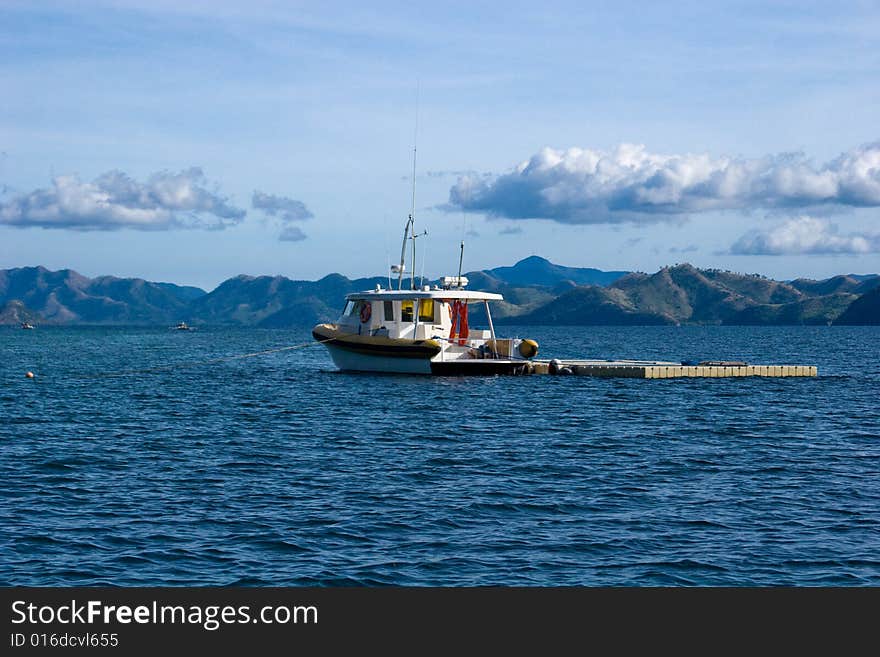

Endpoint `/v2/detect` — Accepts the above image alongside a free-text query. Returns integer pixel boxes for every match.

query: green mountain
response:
[501,264,868,326]
[790,275,868,296]
[0,266,205,324]
[483,256,628,287]
[501,285,672,325]
[728,294,857,326]
[834,286,880,325]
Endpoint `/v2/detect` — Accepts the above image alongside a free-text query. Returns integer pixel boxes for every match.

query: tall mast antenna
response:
[409,83,419,290]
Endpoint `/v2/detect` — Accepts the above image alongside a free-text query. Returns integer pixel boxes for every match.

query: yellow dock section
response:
[528,360,817,378]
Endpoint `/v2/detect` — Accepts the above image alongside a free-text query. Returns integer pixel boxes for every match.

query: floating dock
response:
[525,360,817,378]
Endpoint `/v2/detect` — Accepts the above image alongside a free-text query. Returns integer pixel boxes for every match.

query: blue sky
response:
[1,0,879,289]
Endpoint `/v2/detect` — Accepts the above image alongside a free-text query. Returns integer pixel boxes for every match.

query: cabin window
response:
[343,300,355,316]
[401,300,414,322]
[418,299,435,322]
[384,301,394,321]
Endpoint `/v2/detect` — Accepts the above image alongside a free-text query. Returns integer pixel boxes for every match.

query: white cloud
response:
[447,141,880,224]
[0,168,245,230]
[252,191,313,223]
[730,216,880,255]
[251,190,313,242]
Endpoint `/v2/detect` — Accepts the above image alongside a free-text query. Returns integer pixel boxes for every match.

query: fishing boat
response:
[312,279,538,375]
[21,322,35,330]
[172,321,193,331]
[313,216,539,375]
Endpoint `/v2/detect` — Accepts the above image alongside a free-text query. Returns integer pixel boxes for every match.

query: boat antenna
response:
[420,242,427,288]
[409,83,419,291]
[411,226,427,289]
[410,215,416,290]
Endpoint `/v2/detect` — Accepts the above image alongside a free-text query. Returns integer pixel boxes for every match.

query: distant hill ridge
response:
[0,266,205,324]
[1,259,879,326]
[834,286,880,325]
[503,264,866,326]
[484,255,628,287]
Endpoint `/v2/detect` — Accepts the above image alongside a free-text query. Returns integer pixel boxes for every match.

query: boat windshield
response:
[401,300,414,322]
[418,299,435,322]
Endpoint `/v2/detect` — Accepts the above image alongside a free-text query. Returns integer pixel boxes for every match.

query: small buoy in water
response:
[25,371,35,378]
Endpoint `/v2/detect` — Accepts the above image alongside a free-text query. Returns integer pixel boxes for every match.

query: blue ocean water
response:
[1,325,878,586]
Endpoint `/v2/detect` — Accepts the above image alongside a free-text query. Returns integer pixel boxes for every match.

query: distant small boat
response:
[21,322,35,330]
[172,321,194,331]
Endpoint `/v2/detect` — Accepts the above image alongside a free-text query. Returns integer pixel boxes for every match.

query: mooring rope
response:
[79,341,321,378]
[64,333,361,380]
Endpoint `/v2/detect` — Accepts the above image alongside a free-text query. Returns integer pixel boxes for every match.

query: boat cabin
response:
[338,287,501,344]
